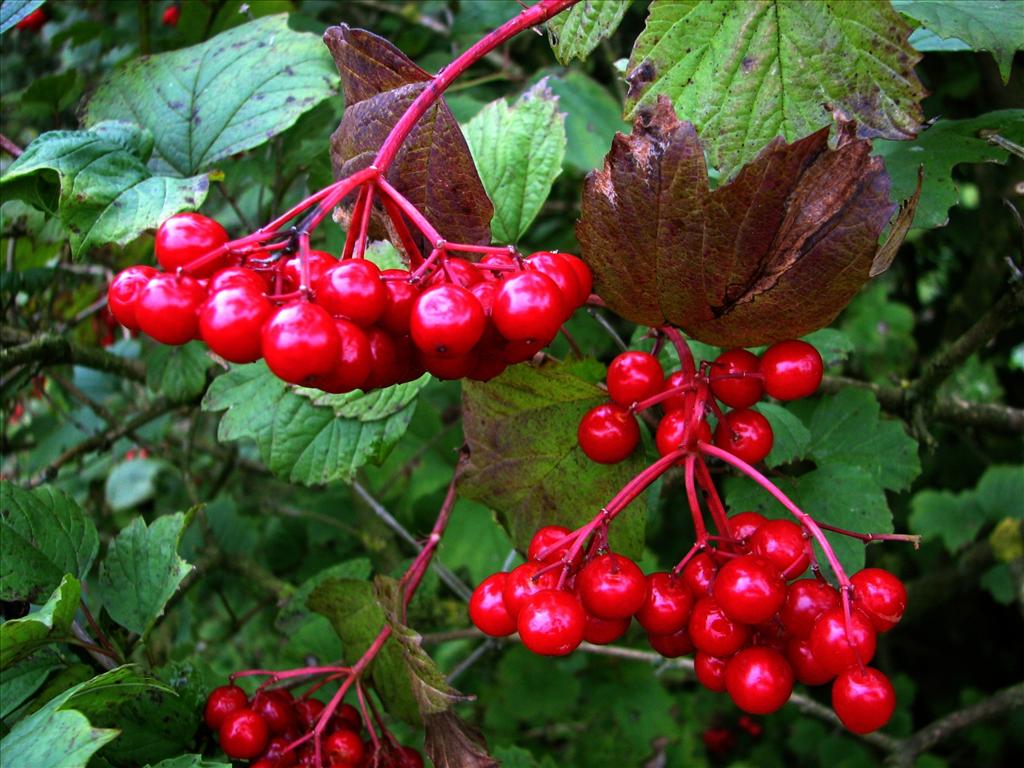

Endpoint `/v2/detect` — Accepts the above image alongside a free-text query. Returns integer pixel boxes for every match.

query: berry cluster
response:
[578,339,824,465]
[470,518,905,734]
[203,682,422,768]
[107,213,592,391]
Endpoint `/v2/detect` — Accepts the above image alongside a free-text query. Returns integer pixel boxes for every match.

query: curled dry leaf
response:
[324,25,494,247]
[577,97,920,347]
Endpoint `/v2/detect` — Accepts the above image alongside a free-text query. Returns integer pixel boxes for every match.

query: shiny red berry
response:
[694,652,729,692]
[725,647,794,715]
[517,590,585,656]
[760,340,823,401]
[577,403,640,464]
[682,552,718,596]
[199,287,272,363]
[660,371,690,413]
[688,597,751,657]
[502,562,559,618]
[429,257,482,288]
[779,579,840,638]
[709,349,763,408]
[208,266,267,293]
[204,684,248,729]
[809,607,877,675]
[316,259,387,326]
[559,253,592,302]
[262,303,340,385]
[655,410,713,458]
[647,627,694,657]
[251,689,296,736]
[324,729,366,765]
[831,666,896,734]
[15,8,46,31]
[294,698,325,730]
[380,269,418,334]
[410,284,485,357]
[749,519,810,577]
[526,252,582,317]
[136,273,206,345]
[162,5,181,26]
[492,271,565,343]
[851,568,907,632]
[469,573,516,637]
[785,636,834,685]
[714,409,774,464]
[636,572,694,635]
[312,318,372,394]
[155,212,229,276]
[727,511,766,548]
[713,555,786,625]
[219,708,269,759]
[576,552,648,619]
[108,266,158,330]
[583,613,631,644]
[333,702,362,732]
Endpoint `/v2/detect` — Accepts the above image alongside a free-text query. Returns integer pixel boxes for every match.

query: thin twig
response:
[0,133,23,157]
[1,329,146,382]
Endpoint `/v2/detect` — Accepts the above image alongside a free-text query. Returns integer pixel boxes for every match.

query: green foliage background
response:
[1,1,1022,767]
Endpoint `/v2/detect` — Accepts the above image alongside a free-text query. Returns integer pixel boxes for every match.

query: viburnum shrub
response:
[2,1,1022,767]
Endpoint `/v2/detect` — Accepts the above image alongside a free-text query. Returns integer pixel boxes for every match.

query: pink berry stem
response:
[445,242,521,257]
[811,520,922,547]
[375,175,444,247]
[229,665,349,682]
[296,230,313,297]
[694,455,732,540]
[683,454,711,545]
[661,326,696,378]
[631,382,698,412]
[378,190,424,268]
[341,184,371,260]
[409,247,444,284]
[354,185,375,259]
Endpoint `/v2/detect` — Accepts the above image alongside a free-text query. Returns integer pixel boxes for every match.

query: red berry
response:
[576,552,648,619]
[527,525,576,565]
[155,212,229,277]
[394,746,425,768]
[315,259,387,326]
[709,349,763,409]
[478,253,517,281]
[713,555,786,625]
[584,613,631,645]
[526,252,582,317]
[851,568,907,632]
[380,269,418,334]
[492,271,565,343]
[660,371,690,413]
[199,287,272,363]
[467,352,507,382]
[251,689,296,736]
[283,250,337,291]
[312,319,372,394]
[469,573,516,637]
[361,327,402,390]
[714,409,774,464]
[108,266,158,330]
[727,511,766,548]
[219,708,269,759]
[419,350,477,380]
[688,597,751,657]
[701,727,736,755]
[760,340,823,401]
[559,253,592,303]
[577,403,640,464]
[831,666,896,734]
[779,579,841,638]
[785,636,834,686]
[209,266,267,293]
[681,552,718,596]
[694,652,729,692]
[809,608,877,675]
[655,410,713,458]
[324,729,366,765]
[262,302,340,385]
[136,273,207,345]
[410,284,485,357]
[749,519,810,577]
[517,590,585,656]
[636,572,694,634]
[162,5,181,26]
[607,351,664,407]
[503,562,559,618]
[294,698,325,730]
[15,8,47,31]
[429,257,482,288]
[647,627,694,657]
[262,736,299,767]
[724,647,794,715]
[204,684,248,729]
[333,702,362,732]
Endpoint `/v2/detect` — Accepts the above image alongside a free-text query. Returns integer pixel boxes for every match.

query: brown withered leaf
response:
[577,97,920,347]
[324,25,493,246]
[423,711,499,768]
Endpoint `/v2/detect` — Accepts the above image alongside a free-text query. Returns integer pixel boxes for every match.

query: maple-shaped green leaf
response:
[464,81,566,244]
[325,24,493,247]
[874,110,1024,229]
[0,122,209,258]
[807,388,921,492]
[577,99,919,346]
[461,359,647,559]
[0,576,80,669]
[83,15,338,177]
[0,482,99,603]
[547,0,631,65]
[625,0,925,174]
[97,512,196,636]
[203,362,428,485]
[893,0,1023,83]
[145,342,211,403]
[757,403,810,468]
[0,0,44,33]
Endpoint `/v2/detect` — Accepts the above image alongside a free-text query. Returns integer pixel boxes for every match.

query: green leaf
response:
[464,81,566,243]
[547,0,631,65]
[625,0,925,174]
[0,650,62,719]
[203,362,427,486]
[974,466,1024,520]
[144,757,232,768]
[0,122,209,258]
[535,70,627,173]
[146,342,210,403]
[462,360,647,559]
[893,0,1023,83]
[277,558,372,631]
[307,577,419,724]
[757,403,810,468]
[0,0,44,33]
[83,15,339,177]
[807,388,921,492]
[440,500,514,586]
[104,459,164,512]
[908,26,972,52]
[909,489,984,554]
[0,482,99,603]
[97,512,195,636]
[0,576,80,669]
[874,110,1024,229]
